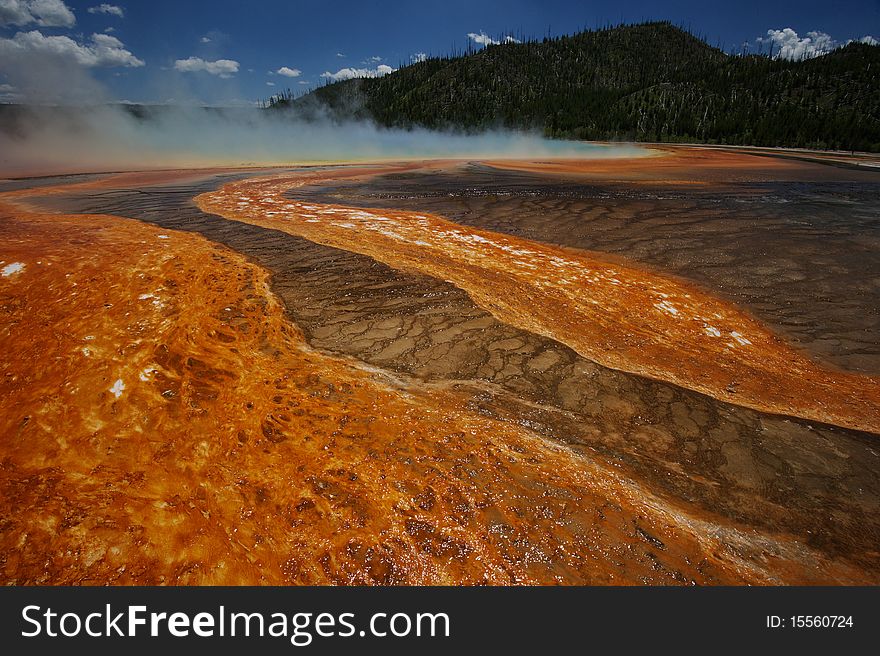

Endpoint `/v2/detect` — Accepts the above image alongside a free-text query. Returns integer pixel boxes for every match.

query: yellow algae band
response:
[195,164,880,434]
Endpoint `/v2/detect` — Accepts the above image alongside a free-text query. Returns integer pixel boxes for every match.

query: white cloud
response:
[760,28,880,60]
[320,63,395,82]
[856,35,878,46]
[336,52,345,57]
[0,0,30,25]
[87,4,123,18]
[276,66,301,77]
[266,81,275,86]
[200,36,211,43]
[762,28,836,60]
[0,82,16,94]
[0,0,76,27]
[467,31,498,46]
[366,55,382,63]
[173,56,239,77]
[103,25,114,32]
[411,52,427,63]
[298,80,309,84]
[466,32,520,47]
[0,30,143,66]
[0,82,19,101]
[87,32,141,66]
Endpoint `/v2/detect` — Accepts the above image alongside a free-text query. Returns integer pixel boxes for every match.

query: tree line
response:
[267,22,880,152]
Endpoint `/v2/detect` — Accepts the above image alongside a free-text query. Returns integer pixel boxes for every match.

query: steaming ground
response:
[0,104,648,176]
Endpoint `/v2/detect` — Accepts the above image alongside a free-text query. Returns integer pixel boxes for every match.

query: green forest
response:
[268,22,880,152]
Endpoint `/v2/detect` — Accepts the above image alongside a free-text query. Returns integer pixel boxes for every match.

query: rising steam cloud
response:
[0,104,644,177]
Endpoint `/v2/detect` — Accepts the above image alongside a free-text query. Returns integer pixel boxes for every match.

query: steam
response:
[0,103,646,177]
[0,7,646,178]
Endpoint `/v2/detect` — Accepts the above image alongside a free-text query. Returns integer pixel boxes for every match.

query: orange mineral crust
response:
[482,149,793,184]
[482,146,880,183]
[2,201,873,585]
[195,168,880,434]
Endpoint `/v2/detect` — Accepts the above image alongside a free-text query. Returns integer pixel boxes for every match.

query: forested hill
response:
[275,22,880,152]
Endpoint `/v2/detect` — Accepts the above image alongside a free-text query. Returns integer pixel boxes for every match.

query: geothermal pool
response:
[1,146,879,584]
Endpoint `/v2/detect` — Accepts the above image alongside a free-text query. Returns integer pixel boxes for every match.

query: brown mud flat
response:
[3,147,880,584]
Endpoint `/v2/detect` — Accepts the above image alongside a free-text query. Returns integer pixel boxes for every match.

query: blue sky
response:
[1,0,878,104]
